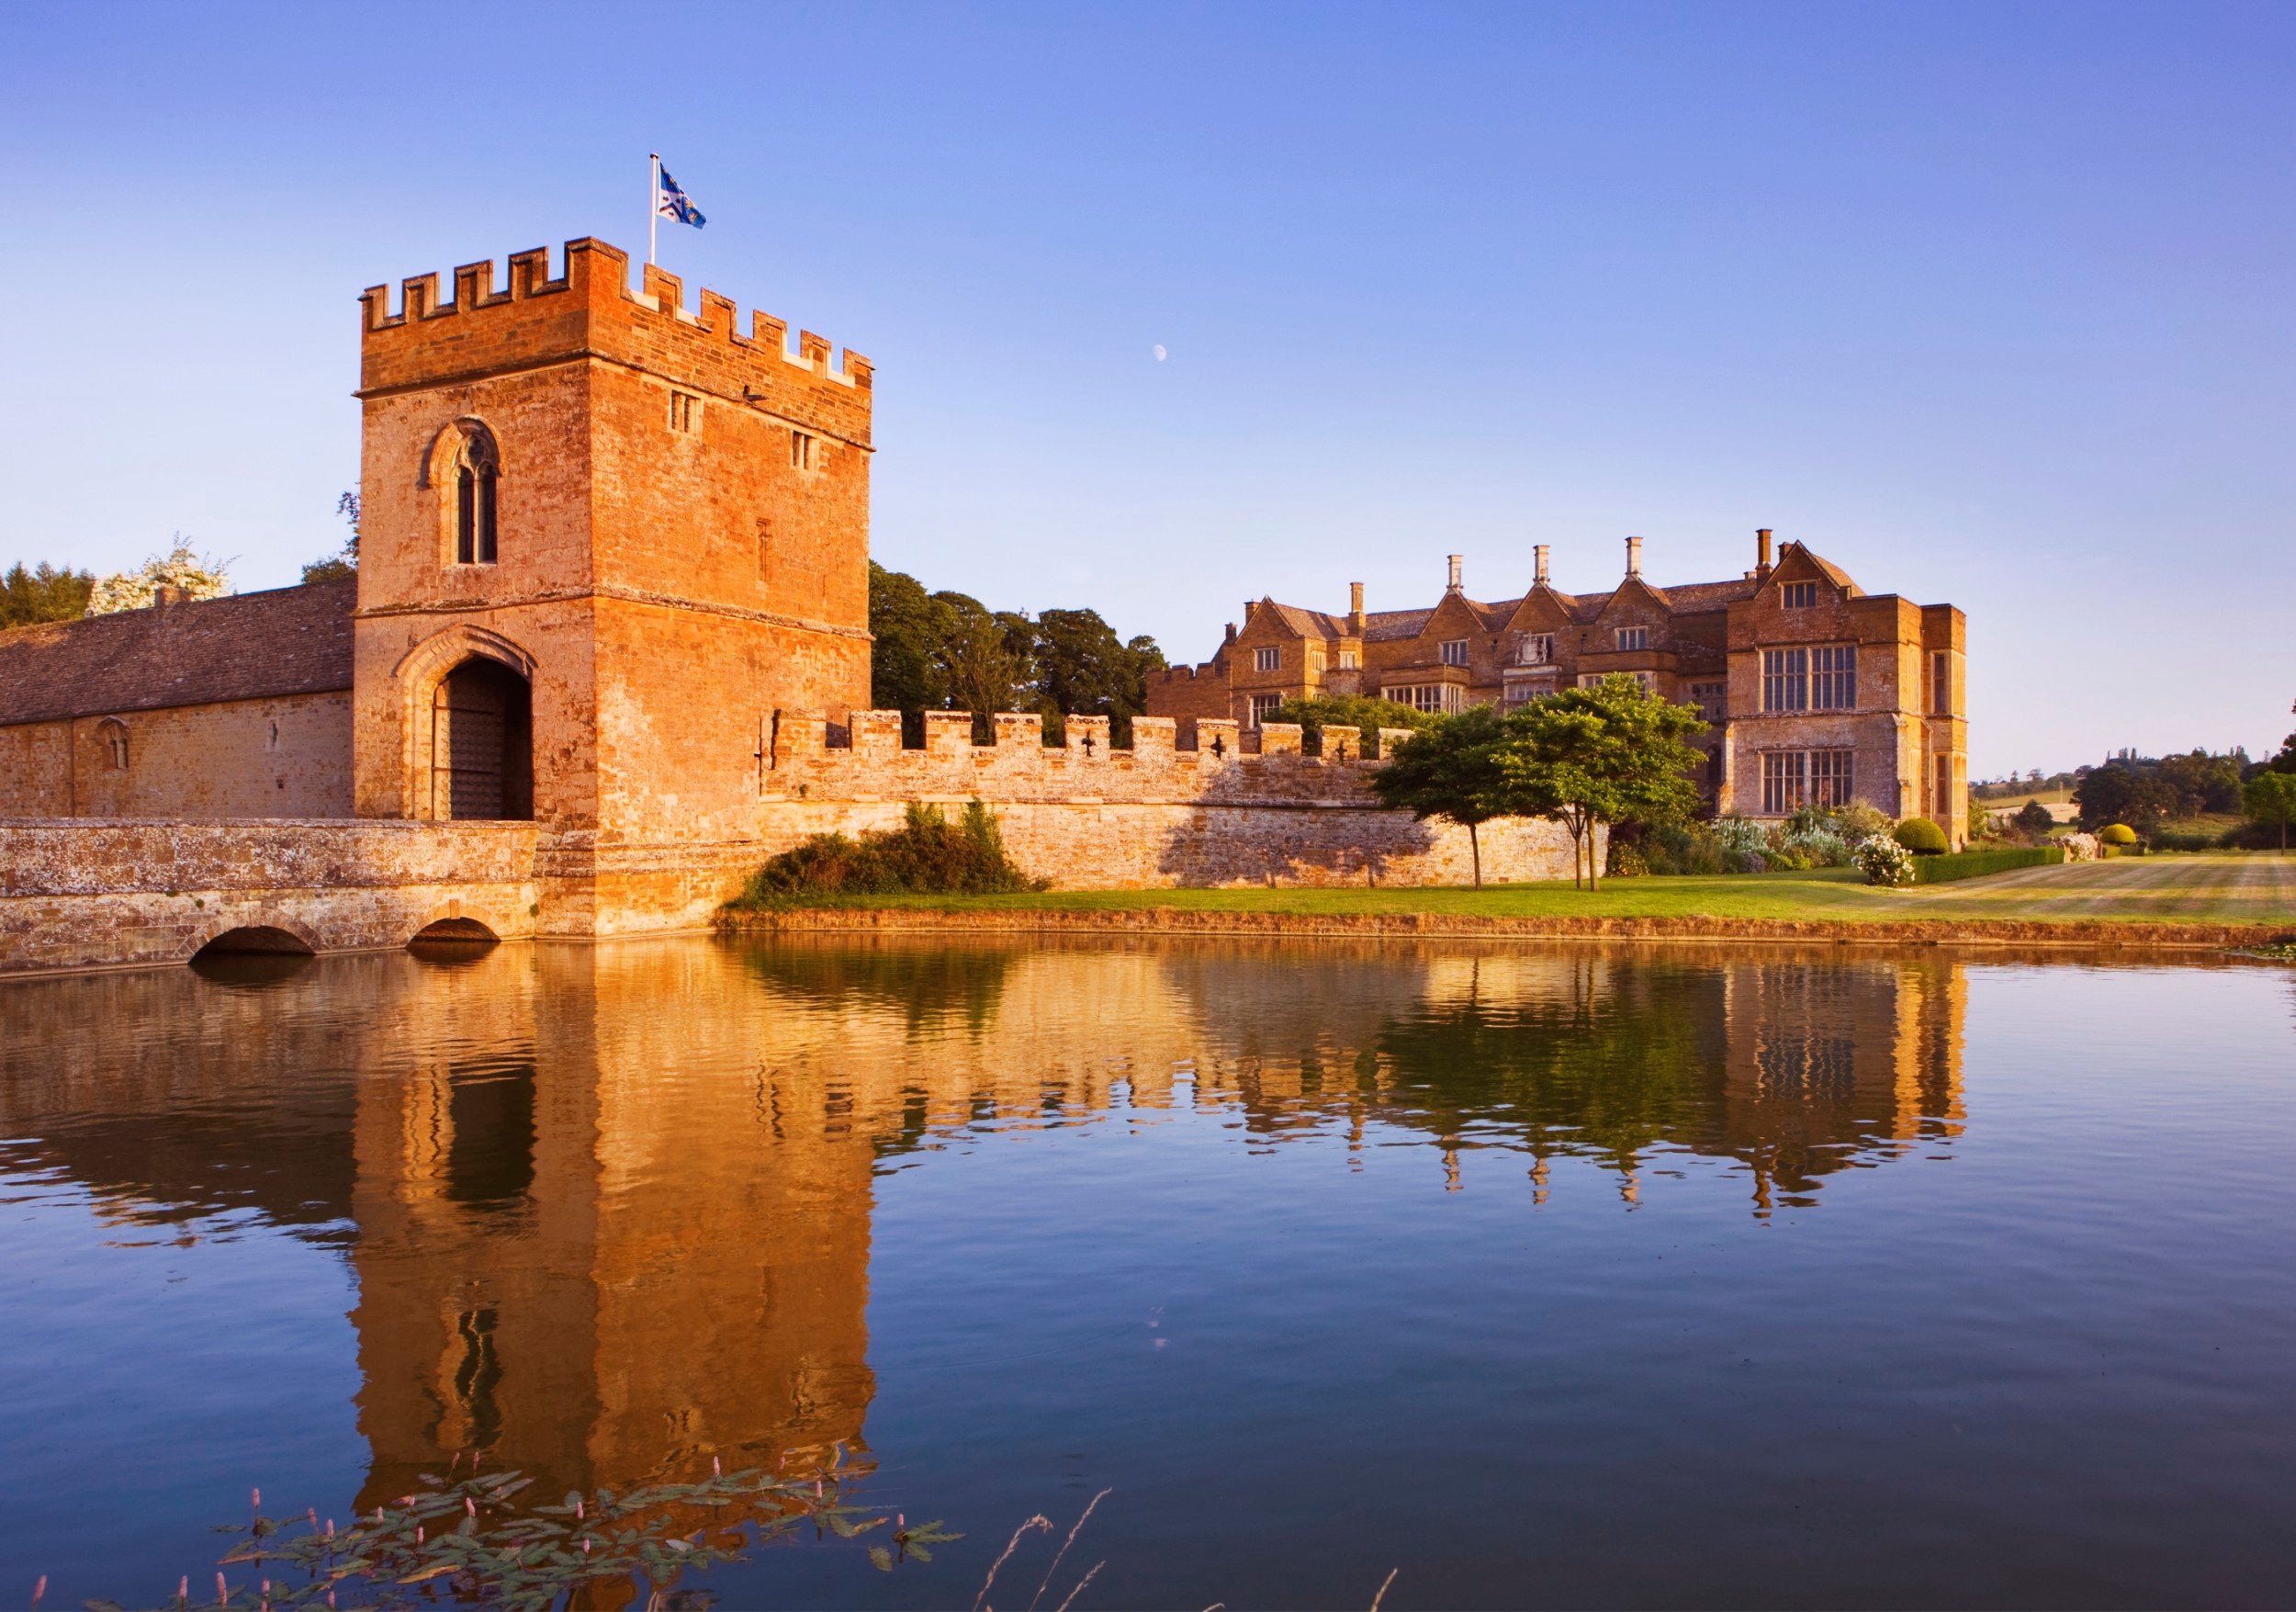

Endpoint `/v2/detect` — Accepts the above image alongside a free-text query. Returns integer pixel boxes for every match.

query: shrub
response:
[1908,845,2063,885]
[1606,842,1651,878]
[1779,827,1854,867]
[2061,831,2100,862]
[2013,800,2056,833]
[1854,836,1916,887]
[1637,820,1726,875]
[1784,799,1892,844]
[1835,801,1895,840]
[733,800,1044,905]
[2148,826,2232,853]
[1893,817,1950,855]
[2098,823,2138,846]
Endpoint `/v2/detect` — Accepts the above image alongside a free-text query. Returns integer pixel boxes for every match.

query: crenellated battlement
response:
[764,712,1416,807]
[357,237,872,444]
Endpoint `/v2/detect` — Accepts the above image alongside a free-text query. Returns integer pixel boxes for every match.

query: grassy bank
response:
[718,851,2296,939]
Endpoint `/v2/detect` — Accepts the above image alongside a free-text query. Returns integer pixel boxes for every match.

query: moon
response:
[1152,344,1167,362]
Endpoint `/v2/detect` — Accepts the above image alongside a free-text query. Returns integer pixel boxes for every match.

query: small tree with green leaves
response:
[1494,675,1709,890]
[2244,771,2296,851]
[1368,703,1512,887]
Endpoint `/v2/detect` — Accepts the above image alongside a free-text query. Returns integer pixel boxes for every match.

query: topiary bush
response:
[2098,822,2138,846]
[1893,817,1950,855]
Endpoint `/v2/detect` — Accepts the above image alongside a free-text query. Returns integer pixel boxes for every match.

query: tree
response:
[2072,764,2178,832]
[930,589,1024,726]
[2157,749,2244,815]
[2244,772,2296,851]
[1493,675,1709,891]
[303,488,361,583]
[0,561,95,628]
[1266,693,1435,758]
[2013,800,2055,833]
[868,562,956,726]
[1367,704,1513,888]
[87,539,231,615]
[1029,607,1165,744]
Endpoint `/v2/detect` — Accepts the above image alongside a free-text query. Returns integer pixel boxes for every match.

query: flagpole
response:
[648,152,660,265]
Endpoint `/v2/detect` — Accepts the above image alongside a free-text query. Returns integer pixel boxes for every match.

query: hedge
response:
[1908,844,2065,885]
[1894,817,1951,855]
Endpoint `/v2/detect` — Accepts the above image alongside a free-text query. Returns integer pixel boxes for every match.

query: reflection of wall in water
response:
[0,936,1975,1519]
[733,938,1968,1212]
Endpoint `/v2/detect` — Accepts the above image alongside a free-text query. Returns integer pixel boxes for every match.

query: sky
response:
[1,1,2290,777]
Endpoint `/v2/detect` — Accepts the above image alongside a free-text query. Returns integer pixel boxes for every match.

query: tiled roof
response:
[1361,607,1435,642]
[0,579,356,727]
[1225,547,1852,648]
[1264,601,1355,639]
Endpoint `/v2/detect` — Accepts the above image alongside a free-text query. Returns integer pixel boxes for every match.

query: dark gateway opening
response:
[433,659,534,820]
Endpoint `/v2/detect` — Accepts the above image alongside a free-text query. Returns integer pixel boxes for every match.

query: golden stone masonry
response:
[0,239,1609,973]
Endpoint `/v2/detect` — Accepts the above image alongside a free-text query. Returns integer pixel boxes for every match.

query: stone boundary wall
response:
[760,712,1580,888]
[723,905,2295,953]
[0,820,543,976]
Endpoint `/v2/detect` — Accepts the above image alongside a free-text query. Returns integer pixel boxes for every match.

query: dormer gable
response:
[1767,542,1861,602]
[1233,596,1311,648]
[1593,571,1673,621]
[1412,589,1491,644]
[1499,582,1580,637]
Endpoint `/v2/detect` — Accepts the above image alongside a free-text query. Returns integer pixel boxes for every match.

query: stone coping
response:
[719,905,2294,953]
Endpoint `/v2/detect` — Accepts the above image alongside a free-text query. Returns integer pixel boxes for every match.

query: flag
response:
[657,166,706,230]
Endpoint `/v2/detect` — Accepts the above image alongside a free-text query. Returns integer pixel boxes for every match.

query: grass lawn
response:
[742,851,2296,929]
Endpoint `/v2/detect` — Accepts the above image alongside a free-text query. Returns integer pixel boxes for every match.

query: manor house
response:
[1147,535,1968,841]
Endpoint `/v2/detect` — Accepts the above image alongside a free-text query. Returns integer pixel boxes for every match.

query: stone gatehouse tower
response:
[353,238,873,848]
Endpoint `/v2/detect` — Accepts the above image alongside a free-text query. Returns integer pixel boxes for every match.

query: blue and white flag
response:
[657,165,706,229]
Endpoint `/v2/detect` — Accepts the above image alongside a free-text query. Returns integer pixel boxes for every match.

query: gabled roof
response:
[1259,600,1355,639]
[0,579,356,727]
[1361,607,1435,642]
[1777,541,1858,593]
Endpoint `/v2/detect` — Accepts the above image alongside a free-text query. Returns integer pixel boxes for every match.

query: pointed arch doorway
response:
[431,659,534,820]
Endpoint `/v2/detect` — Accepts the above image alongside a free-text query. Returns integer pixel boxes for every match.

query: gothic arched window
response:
[451,425,500,566]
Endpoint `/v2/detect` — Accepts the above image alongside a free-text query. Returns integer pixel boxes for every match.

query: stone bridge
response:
[0,820,545,975]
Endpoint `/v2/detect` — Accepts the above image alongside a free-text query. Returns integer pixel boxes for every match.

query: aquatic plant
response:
[84,1455,957,1612]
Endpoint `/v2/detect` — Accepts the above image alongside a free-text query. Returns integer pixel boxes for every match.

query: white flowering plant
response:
[1853,834,1917,887]
[88,539,233,615]
[2060,831,2100,862]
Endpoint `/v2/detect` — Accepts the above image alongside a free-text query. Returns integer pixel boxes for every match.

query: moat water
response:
[1,937,2291,1609]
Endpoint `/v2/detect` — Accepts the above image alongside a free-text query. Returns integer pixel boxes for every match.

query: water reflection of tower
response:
[350,944,876,1513]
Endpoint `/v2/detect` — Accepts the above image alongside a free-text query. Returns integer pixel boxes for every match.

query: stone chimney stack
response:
[1224,622,1237,645]
[1756,527,1773,575]
[1534,545,1550,587]
[1446,554,1464,594]
[1348,581,1365,632]
[1626,535,1643,578]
